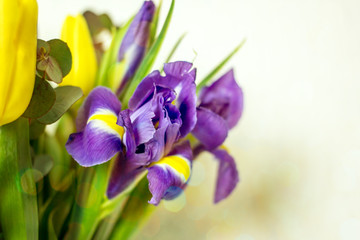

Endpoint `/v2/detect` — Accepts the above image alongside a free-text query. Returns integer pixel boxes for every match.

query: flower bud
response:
[60,14,97,95]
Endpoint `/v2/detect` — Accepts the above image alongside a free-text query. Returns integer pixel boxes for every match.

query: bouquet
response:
[0,0,244,239]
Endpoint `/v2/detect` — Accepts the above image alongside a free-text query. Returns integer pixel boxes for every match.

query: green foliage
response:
[96,17,133,88]
[29,120,46,140]
[36,39,72,83]
[109,177,155,240]
[37,86,83,125]
[0,118,38,240]
[47,39,72,77]
[23,77,56,119]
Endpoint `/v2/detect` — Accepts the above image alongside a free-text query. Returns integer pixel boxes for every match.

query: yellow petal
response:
[60,14,97,96]
[0,0,38,126]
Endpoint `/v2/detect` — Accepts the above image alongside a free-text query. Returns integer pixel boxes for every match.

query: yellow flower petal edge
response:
[0,0,38,126]
[60,14,98,96]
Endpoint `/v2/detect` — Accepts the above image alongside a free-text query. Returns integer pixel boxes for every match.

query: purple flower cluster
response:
[65,1,243,206]
[66,61,243,205]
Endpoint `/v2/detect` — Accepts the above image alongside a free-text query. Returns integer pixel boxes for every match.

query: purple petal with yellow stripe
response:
[65,87,124,167]
[212,147,239,203]
[147,141,193,205]
[116,1,155,94]
[191,107,228,150]
[199,69,243,129]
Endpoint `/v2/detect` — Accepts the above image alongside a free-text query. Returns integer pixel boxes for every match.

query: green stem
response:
[109,177,156,240]
[64,163,109,240]
[0,118,39,240]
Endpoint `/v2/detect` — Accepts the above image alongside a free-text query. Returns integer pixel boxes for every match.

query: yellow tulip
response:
[0,0,38,126]
[60,14,97,96]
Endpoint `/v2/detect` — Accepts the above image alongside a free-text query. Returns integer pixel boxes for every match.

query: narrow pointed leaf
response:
[96,17,133,88]
[196,39,246,92]
[149,0,163,46]
[163,33,186,66]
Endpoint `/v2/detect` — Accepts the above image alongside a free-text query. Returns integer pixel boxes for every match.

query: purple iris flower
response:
[192,69,243,203]
[109,61,197,205]
[66,61,197,206]
[116,1,155,95]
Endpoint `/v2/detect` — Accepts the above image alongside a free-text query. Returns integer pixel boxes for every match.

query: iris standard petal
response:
[199,69,243,129]
[212,147,239,203]
[130,101,156,145]
[116,1,155,94]
[147,141,193,205]
[129,61,197,137]
[191,107,228,150]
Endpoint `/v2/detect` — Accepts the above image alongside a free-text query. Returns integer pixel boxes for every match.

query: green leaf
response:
[37,86,83,124]
[0,118,38,240]
[29,120,46,140]
[99,13,114,31]
[149,0,163,47]
[48,39,72,77]
[45,56,63,83]
[45,134,73,192]
[23,77,56,119]
[163,33,186,66]
[47,195,73,240]
[96,17,133,88]
[33,154,53,180]
[65,164,109,240]
[37,39,50,54]
[196,39,246,92]
[121,0,175,107]
[109,177,156,240]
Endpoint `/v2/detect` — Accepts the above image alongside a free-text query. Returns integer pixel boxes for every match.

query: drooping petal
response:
[65,87,124,167]
[199,69,243,129]
[211,147,239,203]
[116,1,155,94]
[191,107,228,150]
[106,152,145,199]
[147,141,193,205]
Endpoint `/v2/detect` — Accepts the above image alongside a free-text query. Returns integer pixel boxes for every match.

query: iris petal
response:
[212,147,239,203]
[65,87,124,167]
[147,141,193,205]
[192,107,228,150]
[199,69,243,129]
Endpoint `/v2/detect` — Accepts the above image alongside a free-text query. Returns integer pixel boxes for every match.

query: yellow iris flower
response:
[60,14,97,96]
[0,0,38,126]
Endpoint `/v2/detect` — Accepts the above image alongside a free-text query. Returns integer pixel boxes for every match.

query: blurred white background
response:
[37,0,360,239]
